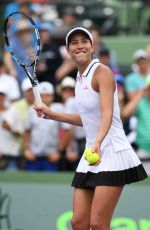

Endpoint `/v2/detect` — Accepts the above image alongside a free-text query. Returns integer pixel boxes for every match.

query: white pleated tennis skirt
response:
[72,141,147,188]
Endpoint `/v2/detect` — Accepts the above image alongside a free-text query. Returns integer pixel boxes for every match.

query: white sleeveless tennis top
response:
[75,59,131,152]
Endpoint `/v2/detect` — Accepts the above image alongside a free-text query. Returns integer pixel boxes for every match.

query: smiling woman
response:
[65,27,94,68]
[33,27,147,230]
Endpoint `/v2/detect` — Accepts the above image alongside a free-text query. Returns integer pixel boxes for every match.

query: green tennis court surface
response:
[0,172,149,230]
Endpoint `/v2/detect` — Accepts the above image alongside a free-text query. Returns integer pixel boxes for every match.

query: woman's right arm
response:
[33,104,83,127]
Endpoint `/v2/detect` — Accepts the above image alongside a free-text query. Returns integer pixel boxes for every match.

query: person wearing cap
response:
[124,49,149,147]
[9,78,34,124]
[58,77,86,171]
[125,49,149,101]
[24,82,63,171]
[0,58,20,104]
[57,76,76,103]
[33,27,147,229]
[0,78,34,137]
[0,85,23,170]
[0,78,35,170]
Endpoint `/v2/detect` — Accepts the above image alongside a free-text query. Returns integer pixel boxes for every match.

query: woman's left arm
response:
[91,65,115,155]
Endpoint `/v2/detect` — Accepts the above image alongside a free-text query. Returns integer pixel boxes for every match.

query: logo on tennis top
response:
[83,85,88,90]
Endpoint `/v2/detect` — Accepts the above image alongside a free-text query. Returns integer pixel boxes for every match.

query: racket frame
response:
[4,11,42,105]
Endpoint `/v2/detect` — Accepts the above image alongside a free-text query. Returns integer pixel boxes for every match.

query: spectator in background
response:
[4,0,41,28]
[99,47,118,74]
[37,22,76,97]
[0,88,8,170]
[4,0,32,19]
[7,78,34,132]
[55,47,77,84]
[145,45,150,69]
[24,82,62,171]
[89,25,118,73]
[58,77,86,171]
[124,49,149,144]
[3,78,35,170]
[53,7,79,41]
[122,79,150,160]
[50,7,79,83]
[0,86,22,171]
[0,58,20,104]
[125,49,149,101]
[115,73,125,115]
[4,0,41,25]
[62,8,78,28]
[37,22,63,87]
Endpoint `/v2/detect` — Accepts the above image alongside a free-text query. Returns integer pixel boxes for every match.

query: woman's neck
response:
[77,59,92,75]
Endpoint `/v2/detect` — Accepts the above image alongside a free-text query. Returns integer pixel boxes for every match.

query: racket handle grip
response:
[33,87,42,106]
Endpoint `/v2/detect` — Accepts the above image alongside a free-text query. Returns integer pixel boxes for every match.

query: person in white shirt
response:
[1,78,35,170]
[33,27,147,230]
[24,82,63,171]
[0,86,22,170]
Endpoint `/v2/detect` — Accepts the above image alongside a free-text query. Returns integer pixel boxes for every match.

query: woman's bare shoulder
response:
[92,63,115,92]
[95,63,113,75]
[94,64,114,83]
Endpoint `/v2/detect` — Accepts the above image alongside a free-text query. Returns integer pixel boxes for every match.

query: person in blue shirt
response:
[125,49,149,101]
[4,0,32,19]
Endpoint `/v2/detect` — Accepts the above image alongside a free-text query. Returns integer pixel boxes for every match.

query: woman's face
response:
[67,33,94,65]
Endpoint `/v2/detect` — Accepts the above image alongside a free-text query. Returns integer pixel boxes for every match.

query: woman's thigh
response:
[91,186,123,224]
[73,188,94,222]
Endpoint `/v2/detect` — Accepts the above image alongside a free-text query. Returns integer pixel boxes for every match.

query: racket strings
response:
[7,14,37,66]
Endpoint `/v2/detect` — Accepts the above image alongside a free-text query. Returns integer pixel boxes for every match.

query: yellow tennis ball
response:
[84,148,100,164]
[86,153,100,165]
[84,148,93,159]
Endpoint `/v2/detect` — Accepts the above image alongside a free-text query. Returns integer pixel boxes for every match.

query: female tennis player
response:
[33,27,147,230]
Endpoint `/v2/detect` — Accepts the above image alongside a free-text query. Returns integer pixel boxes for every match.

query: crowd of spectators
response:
[0,0,150,172]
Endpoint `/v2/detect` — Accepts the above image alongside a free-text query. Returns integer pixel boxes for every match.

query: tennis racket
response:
[4,11,42,105]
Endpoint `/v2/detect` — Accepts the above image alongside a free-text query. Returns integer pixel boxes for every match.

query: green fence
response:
[104,35,150,65]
